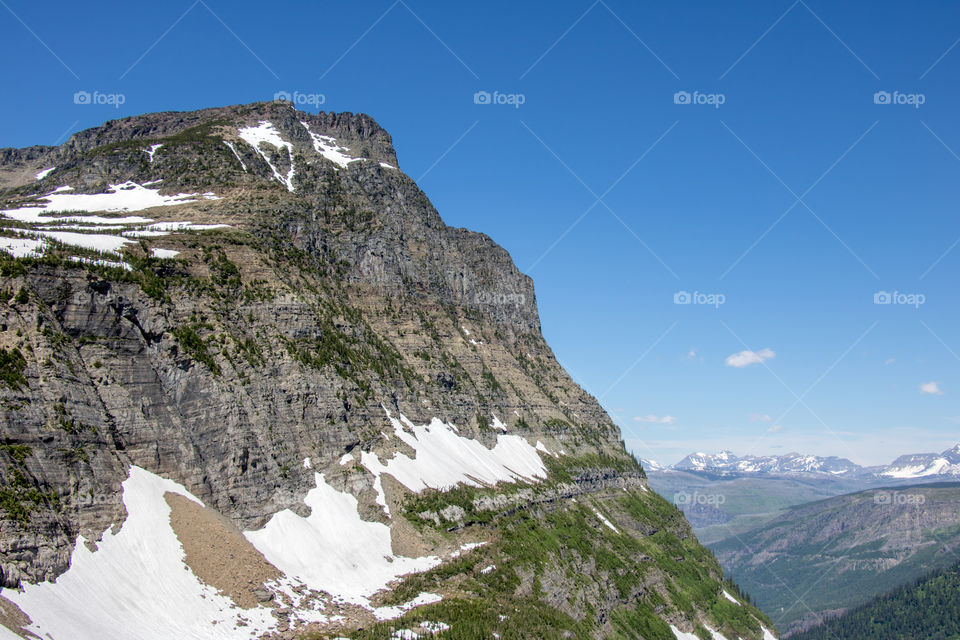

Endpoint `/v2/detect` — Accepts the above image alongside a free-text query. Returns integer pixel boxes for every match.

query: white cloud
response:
[633,414,677,425]
[725,348,775,368]
[885,358,895,365]
[749,413,772,423]
[920,381,944,395]
[685,348,698,360]
[766,424,784,434]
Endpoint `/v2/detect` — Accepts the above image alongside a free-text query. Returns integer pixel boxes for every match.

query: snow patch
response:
[721,589,740,605]
[0,236,44,258]
[301,122,362,169]
[238,121,296,191]
[244,472,440,608]
[35,167,55,180]
[145,144,163,163]
[359,408,547,495]
[149,248,179,259]
[223,141,248,171]
[592,508,619,533]
[3,466,276,640]
[37,230,135,255]
[0,181,208,224]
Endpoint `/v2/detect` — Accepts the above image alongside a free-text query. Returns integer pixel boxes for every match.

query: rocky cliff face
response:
[0,102,774,639]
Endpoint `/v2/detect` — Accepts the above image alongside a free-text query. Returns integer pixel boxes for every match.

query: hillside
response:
[709,482,960,636]
[0,102,776,639]
[790,560,960,640]
[643,469,859,544]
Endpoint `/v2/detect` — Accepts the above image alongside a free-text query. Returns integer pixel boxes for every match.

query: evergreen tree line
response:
[791,559,960,640]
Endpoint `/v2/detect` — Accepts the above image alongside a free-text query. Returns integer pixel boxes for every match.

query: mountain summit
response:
[0,103,776,639]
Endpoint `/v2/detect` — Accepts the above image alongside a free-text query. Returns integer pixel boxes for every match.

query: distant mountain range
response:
[643,444,960,480]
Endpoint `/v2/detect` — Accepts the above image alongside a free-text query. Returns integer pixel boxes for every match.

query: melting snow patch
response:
[372,474,390,516]
[150,248,179,259]
[37,230,135,255]
[593,508,619,533]
[380,162,396,169]
[35,167,55,180]
[0,181,208,224]
[238,121,296,191]
[721,589,740,605]
[372,592,443,621]
[145,222,230,232]
[224,141,248,171]
[244,472,440,609]
[491,414,507,432]
[0,236,44,258]
[671,626,733,640]
[68,256,131,271]
[339,453,354,465]
[145,144,163,163]
[3,466,276,640]
[535,441,558,458]
[480,565,496,574]
[303,457,311,469]
[359,408,547,493]
[301,122,362,169]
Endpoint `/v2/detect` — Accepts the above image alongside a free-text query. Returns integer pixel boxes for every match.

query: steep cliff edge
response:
[0,102,775,639]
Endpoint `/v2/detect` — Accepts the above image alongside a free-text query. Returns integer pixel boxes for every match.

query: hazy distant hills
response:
[709,482,960,636]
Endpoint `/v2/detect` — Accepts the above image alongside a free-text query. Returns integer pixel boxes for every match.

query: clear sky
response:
[2,0,958,465]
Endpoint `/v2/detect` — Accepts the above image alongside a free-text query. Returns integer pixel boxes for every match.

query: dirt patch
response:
[164,492,281,609]
[0,595,37,638]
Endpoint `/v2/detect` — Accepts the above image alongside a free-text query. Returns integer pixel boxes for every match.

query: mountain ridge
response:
[0,102,776,639]
[651,444,960,480]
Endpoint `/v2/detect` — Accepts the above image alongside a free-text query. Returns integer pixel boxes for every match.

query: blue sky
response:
[2,0,958,464]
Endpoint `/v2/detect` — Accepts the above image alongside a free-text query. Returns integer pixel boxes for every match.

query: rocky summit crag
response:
[0,102,775,639]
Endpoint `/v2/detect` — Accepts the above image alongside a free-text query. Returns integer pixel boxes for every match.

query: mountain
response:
[789,560,960,640]
[708,482,960,636]
[644,446,960,546]
[0,102,776,639]
[673,451,861,476]
[879,446,960,479]
[643,469,862,544]
[666,445,960,480]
